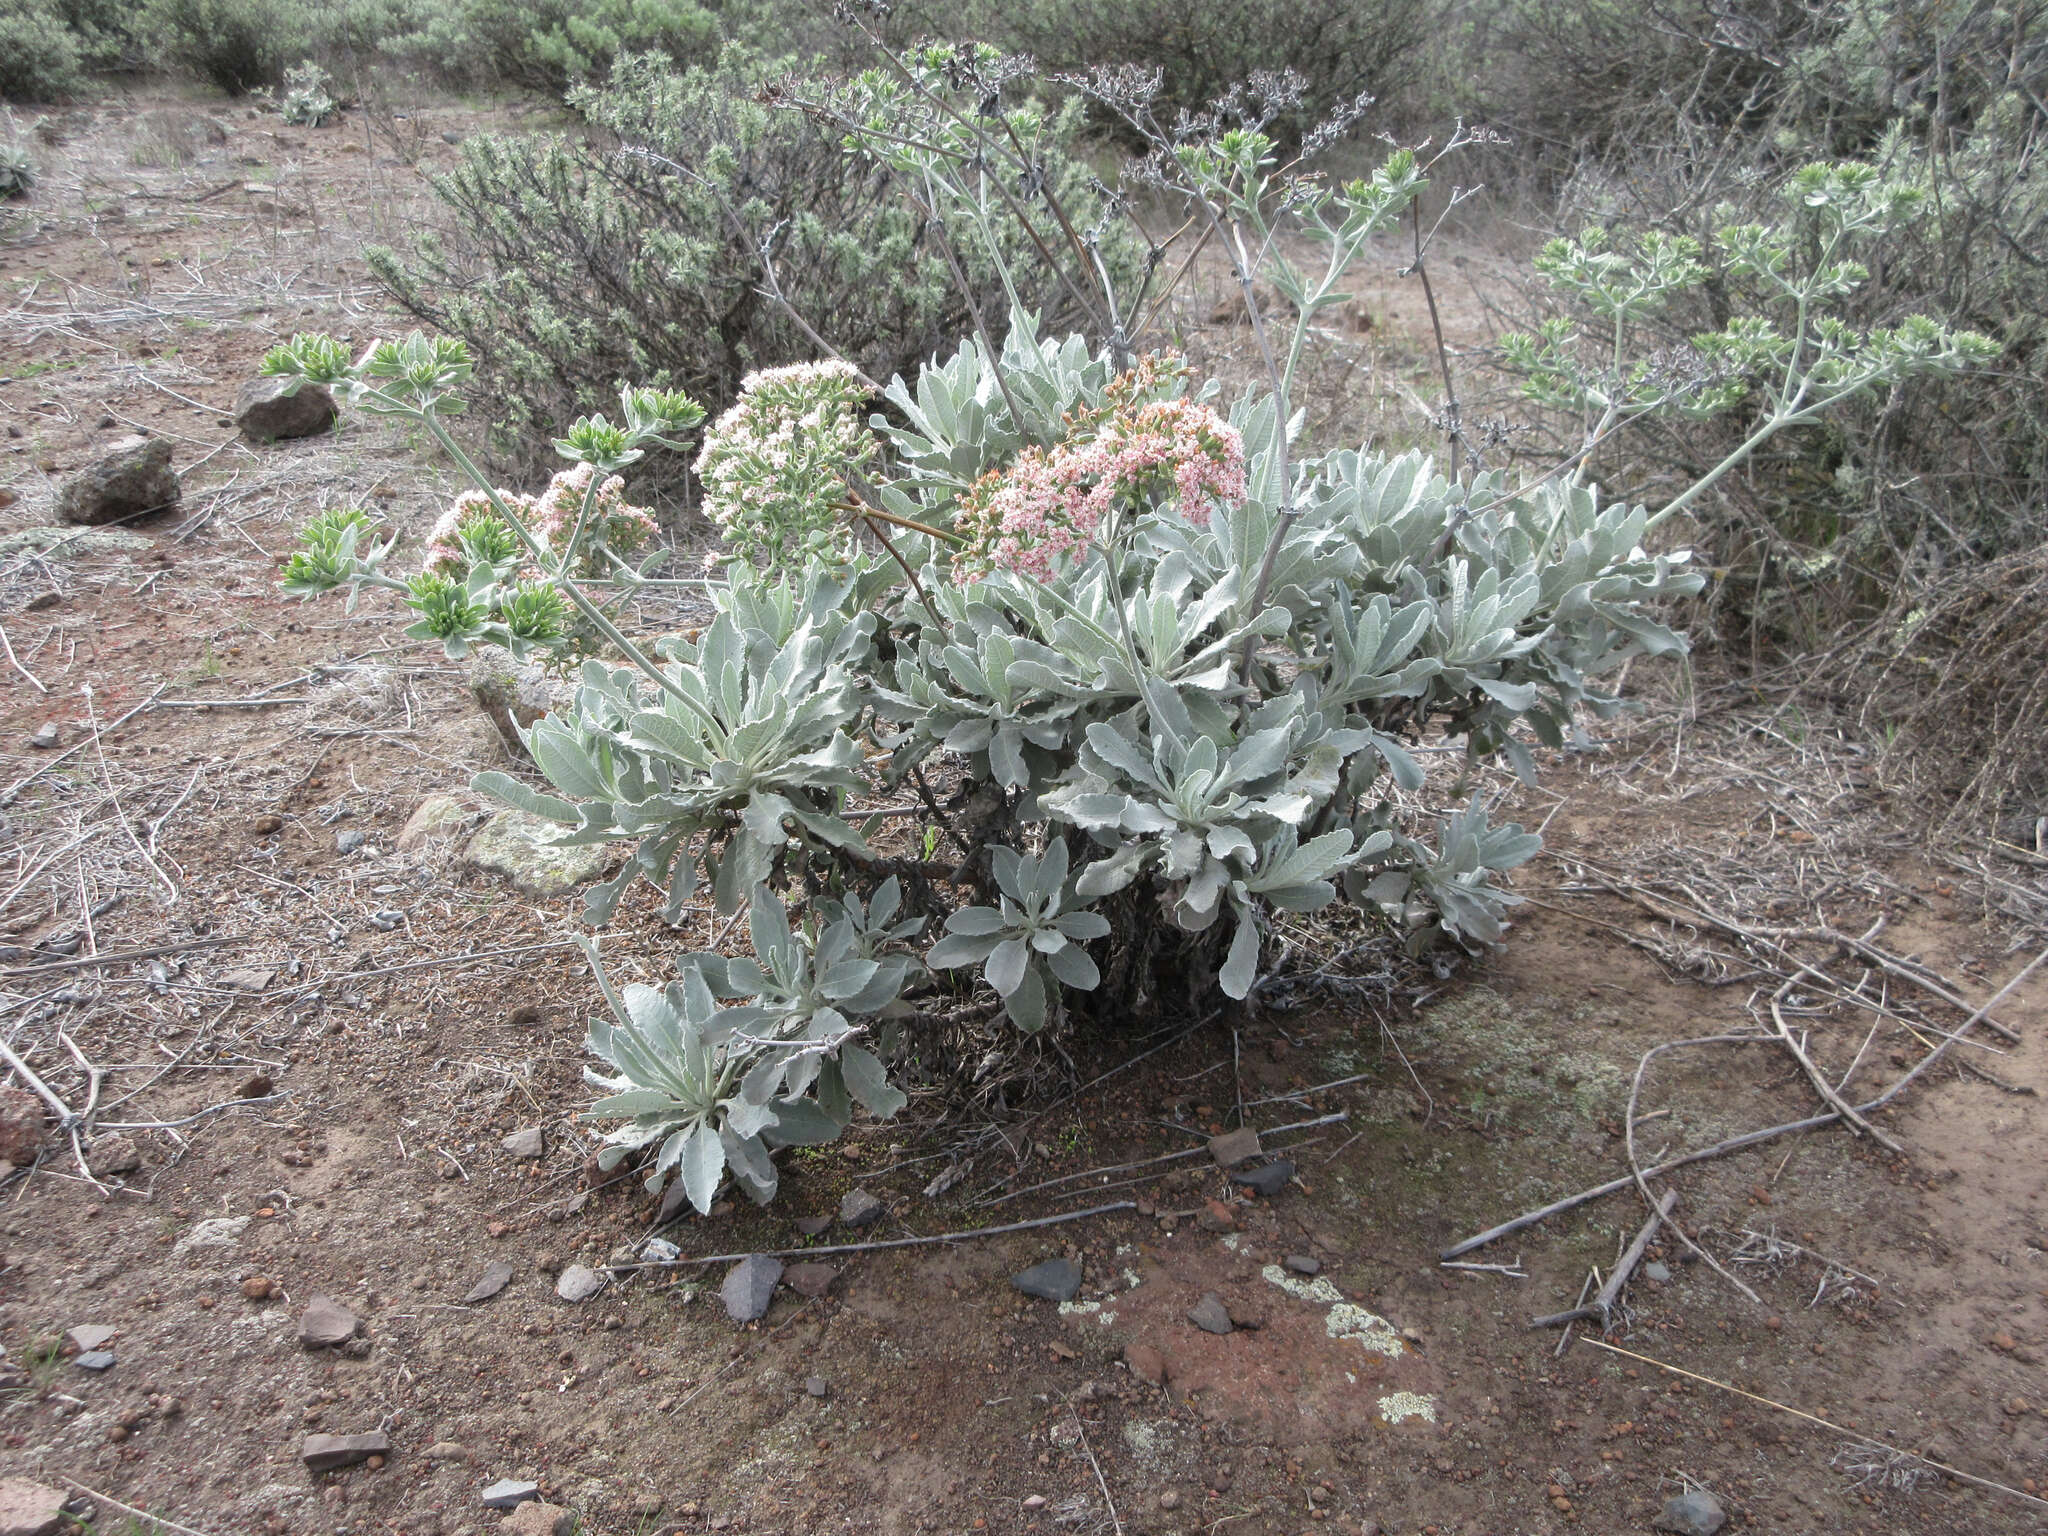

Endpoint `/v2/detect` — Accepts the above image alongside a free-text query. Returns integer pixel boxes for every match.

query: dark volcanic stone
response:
[1231,1159,1295,1198]
[56,436,178,526]
[1011,1258,1083,1303]
[721,1254,783,1323]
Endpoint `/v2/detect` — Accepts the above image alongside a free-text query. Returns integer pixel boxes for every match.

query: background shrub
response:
[144,0,313,93]
[0,0,89,100]
[375,0,727,93]
[899,0,1433,132]
[367,47,1140,485]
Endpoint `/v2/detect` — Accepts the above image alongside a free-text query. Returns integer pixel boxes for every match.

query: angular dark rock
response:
[1654,1490,1727,1536]
[73,1351,115,1371]
[783,1262,837,1299]
[235,376,337,443]
[1230,1159,1295,1197]
[793,1214,832,1236]
[462,1261,515,1304]
[480,1479,540,1510]
[1283,1254,1322,1276]
[1011,1257,1083,1303]
[500,1126,544,1160]
[721,1254,783,1323]
[298,1295,359,1347]
[838,1188,886,1228]
[56,436,178,526]
[301,1430,389,1471]
[1207,1127,1261,1167]
[1188,1293,1234,1335]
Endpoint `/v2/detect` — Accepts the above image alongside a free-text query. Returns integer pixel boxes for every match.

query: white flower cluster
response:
[692,360,876,567]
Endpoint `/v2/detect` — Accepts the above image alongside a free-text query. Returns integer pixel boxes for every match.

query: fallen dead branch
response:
[1530,1189,1676,1330]
[613,1199,1139,1271]
[1446,941,2047,1260]
[1580,1338,2048,1513]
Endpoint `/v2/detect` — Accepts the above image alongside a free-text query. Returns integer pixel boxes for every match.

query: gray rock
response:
[73,1350,115,1371]
[1230,1159,1294,1198]
[467,652,573,744]
[1207,1127,1261,1167]
[300,1431,389,1471]
[173,1215,250,1254]
[782,1262,836,1298]
[1654,1489,1726,1536]
[1644,1260,1672,1283]
[65,1324,115,1352]
[335,829,366,854]
[1283,1254,1322,1276]
[56,436,178,526]
[0,1477,68,1536]
[0,525,152,559]
[480,1479,540,1510]
[397,793,475,853]
[27,723,58,751]
[86,1134,140,1176]
[298,1295,360,1347]
[217,967,276,993]
[501,1126,544,1160]
[721,1254,783,1323]
[1188,1293,1233,1335]
[461,1262,514,1304]
[554,1264,605,1302]
[838,1188,885,1228]
[235,375,336,443]
[805,1375,828,1399]
[793,1214,832,1236]
[1011,1258,1082,1303]
[461,811,608,898]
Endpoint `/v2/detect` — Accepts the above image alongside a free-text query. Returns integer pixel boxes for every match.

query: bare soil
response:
[2,91,2045,1536]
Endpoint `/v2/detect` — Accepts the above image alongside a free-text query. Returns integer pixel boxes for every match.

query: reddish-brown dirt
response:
[2,91,2044,1536]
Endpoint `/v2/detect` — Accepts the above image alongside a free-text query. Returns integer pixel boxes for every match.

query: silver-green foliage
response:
[583,881,917,1214]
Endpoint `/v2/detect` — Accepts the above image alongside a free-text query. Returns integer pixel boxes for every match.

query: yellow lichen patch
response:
[1378,1391,1438,1424]
[1262,1265,1405,1356]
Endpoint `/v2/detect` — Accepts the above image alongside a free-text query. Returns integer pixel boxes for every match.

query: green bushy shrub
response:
[0,0,87,100]
[379,0,723,93]
[145,0,312,93]
[367,46,1138,480]
[897,0,1432,133]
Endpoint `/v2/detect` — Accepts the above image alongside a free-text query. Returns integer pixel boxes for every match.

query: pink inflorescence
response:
[421,465,656,578]
[954,362,1245,582]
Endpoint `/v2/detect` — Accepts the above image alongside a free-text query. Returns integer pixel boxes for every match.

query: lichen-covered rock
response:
[55,436,177,526]
[397,793,477,853]
[236,376,336,442]
[467,650,572,757]
[462,810,606,897]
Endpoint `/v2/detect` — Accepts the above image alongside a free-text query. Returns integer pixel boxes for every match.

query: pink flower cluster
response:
[422,464,657,579]
[954,369,1246,582]
[422,491,509,575]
